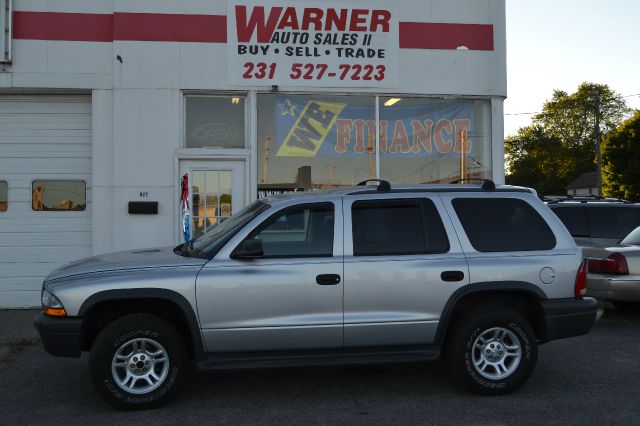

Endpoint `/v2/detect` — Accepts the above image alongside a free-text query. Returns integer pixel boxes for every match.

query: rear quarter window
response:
[453,198,556,252]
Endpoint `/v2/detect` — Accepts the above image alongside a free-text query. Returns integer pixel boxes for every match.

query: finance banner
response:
[273,96,477,158]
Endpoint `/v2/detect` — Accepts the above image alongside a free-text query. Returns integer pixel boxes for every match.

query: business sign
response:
[227,0,399,87]
[272,96,476,159]
[0,0,12,63]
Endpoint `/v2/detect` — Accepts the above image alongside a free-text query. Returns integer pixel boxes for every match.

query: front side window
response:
[0,181,7,212]
[352,198,449,256]
[32,180,86,211]
[453,198,556,252]
[247,203,334,258]
[185,96,246,148]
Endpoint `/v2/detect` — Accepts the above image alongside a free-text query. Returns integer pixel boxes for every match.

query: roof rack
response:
[356,179,391,192]
[544,195,635,204]
[450,178,496,191]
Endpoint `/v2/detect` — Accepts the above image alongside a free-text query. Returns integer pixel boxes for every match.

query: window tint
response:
[352,199,449,256]
[248,203,334,258]
[587,207,640,239]
[0,181,7,212]
[453,198,556,252]
[32,180,86,211]
[550,206,588,237]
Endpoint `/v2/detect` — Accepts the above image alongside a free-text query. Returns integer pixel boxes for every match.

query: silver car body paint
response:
[41,185,584,355]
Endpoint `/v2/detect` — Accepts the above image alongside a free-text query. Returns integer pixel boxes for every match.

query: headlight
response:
[41,289,67,317]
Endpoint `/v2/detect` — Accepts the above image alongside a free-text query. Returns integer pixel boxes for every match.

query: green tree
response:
[602,110,640,201]
[505,82,630,194]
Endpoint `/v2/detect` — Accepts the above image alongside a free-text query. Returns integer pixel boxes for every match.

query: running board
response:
[196,345,441,371]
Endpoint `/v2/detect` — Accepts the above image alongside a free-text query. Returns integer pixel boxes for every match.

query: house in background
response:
[566,172,598,196]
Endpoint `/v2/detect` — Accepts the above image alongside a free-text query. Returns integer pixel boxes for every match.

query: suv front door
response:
[196,199,344,352]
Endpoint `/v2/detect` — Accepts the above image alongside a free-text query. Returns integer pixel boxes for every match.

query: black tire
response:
[89,313,187,410]
[447,307,537,395]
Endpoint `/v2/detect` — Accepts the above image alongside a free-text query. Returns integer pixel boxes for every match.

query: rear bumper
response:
[587,275,640,302]
[33,312,84,358]
[540,297,598,343]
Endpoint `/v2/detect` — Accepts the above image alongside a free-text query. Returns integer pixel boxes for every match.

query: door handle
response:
[441,271,464,282]
[316,274,341,285]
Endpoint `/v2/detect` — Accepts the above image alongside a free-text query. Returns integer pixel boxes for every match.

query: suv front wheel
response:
[447,307,538,395]
[89,313,188,409]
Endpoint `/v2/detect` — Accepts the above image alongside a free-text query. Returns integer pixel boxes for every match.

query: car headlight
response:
[41,289,67,317]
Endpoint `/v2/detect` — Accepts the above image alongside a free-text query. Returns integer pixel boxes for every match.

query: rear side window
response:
[352,198,449,256]
[587,207,640,239]
[550,206,588,237]
[453,198,556,252]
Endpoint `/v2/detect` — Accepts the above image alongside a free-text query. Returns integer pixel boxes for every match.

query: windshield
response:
[182,200,270,259]
[620,226,640,245]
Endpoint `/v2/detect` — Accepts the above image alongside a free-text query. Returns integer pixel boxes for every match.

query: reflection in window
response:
[379,97,492,184]
[185,96,246,148]
[0,181,7,212]
[257,94,374,195]
[249,203,334,258]
[192,170,233,239]
[32,180,86,211]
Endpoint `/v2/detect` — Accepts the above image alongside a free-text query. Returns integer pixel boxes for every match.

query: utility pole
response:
[595,93,602,197]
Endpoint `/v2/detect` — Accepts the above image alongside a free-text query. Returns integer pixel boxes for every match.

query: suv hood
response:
[45,246,208,282]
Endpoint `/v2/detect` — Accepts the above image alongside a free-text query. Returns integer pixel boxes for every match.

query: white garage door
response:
[0,95,92,308]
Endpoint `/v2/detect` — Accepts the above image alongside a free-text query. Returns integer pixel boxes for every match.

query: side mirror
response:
[232,239,264,259]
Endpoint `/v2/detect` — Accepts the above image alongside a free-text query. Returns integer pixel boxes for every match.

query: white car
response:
[585,226,640,309]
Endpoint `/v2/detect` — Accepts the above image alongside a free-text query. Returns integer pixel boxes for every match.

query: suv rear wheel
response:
[447,307,537,395]
[89,313,187,409]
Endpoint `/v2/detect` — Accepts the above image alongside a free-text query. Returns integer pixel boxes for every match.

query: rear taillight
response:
[588,253,629,275]
[575,260,587,299]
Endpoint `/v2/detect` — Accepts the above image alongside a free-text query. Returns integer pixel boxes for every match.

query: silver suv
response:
[35,181,597,409]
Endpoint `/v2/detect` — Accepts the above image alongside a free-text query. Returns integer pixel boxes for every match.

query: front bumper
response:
[33,312,84,358]
[540,297,598,343]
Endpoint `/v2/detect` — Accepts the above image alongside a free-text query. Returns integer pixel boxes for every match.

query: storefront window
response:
[257,94,492,193]
[257,94,375,196]
[32,180,86,211]
[185,96,246,149]
[0,181,7,212]
[379,97,492,184]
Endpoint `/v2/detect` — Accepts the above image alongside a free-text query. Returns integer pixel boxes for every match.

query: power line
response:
[505,92,640,117]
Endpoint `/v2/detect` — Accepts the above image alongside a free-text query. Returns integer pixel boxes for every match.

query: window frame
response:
[235,201,336,259]
[31,179,87,212]
[351,197,450,257]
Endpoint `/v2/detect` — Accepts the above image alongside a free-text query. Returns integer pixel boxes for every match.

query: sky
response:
[505,0,640,137]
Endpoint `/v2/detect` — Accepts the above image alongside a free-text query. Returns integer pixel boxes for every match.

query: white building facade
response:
[0,0,506,308]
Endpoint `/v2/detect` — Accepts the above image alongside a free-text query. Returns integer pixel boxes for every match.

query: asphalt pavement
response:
[1,309,639,425]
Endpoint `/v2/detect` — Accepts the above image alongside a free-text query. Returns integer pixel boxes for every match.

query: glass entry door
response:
[179,160,245,240]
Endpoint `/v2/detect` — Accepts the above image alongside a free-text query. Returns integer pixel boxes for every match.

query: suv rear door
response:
[342,193,469,347]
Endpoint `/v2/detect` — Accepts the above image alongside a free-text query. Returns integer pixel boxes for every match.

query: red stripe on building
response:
[13,12,493,50]
[113,13,226,42]
[13,12,113,42]
[399,22,494,50]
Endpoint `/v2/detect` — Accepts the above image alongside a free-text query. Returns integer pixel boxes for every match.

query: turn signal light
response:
[43,307,67,317]
[574,260,587,299]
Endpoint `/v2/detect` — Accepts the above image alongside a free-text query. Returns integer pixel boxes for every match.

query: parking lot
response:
[2,309,640,425]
